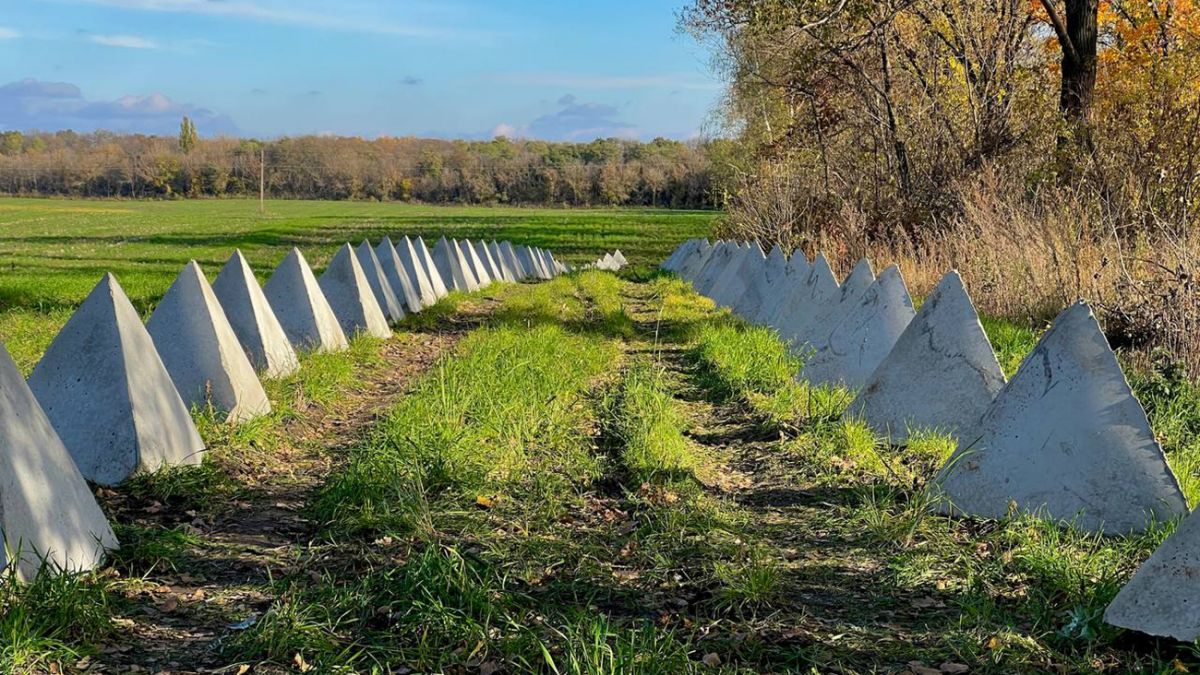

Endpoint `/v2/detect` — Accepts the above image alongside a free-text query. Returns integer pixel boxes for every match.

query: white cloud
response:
[89,33,159,49]
[490,123,519,139]
[0,27,21,39]
[59,0,494,40]
[490,97,639,142]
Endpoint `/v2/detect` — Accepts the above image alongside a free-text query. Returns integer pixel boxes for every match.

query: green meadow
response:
[0,198,714,371]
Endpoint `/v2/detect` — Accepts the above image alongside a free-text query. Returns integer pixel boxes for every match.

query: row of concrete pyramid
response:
[0,236,566,582]
[664,237,1200,642]
[582,250,628,272]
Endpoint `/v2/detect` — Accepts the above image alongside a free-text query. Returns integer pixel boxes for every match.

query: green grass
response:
[0,198,711,371]
[603,363,696,481]
[0,568,116,674]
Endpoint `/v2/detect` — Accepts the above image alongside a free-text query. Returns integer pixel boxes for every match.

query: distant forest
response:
[0,129,718,209]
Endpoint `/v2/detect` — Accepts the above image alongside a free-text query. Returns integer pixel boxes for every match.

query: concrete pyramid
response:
[693,242,737,294]
[263,248,349,353]
[475,240,505,282]
[433,237,479,292]
[415,236,450,298]
[487,240,516,282]
[529,247,550,279]
[753,249,808,326]
[701,242,750,298]
[792,257,875,349]
[799,264,913,388]
[500,241,528,280]
[546,250,563,277]
[679,239,714,280]
[1104,507,1200,640]
[460,239,493,286]
[612,250,628,267]
[662,239,693,271]
[516,245,543,280]
[770,253,839,335]
[846,271,1005,443]
[29,274,205,486]
[319,244,392,339]
[211,250,300,378]
[358,240,408,321]
[933,301,1188,534]
[0,339,118,579]
[389,236,437,308]
[734,244,787,320]
[147,261,272,423]
[712,241,765,309]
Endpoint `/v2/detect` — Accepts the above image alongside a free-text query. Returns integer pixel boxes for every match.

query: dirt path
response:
[91,299,498,674]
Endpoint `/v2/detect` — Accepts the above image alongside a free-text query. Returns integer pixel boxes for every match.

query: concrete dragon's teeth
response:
[846,270,1005,444]
[211,249,300,378]
[0,337,119,580]
[933,301,1188,535]
[28,273,205,486]
[319,243,392,340]
[263,247,349,353]
[356,240,407,322]
[147,260,272,423]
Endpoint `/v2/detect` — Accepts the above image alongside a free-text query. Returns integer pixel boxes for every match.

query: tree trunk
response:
[1060,0,1098,124]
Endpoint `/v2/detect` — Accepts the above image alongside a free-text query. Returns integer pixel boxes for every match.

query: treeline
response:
[0,131,717,208]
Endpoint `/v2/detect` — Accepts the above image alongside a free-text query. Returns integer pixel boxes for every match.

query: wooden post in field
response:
[259,147,265,215]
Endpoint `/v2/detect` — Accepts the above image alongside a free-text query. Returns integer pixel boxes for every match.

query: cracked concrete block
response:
[460,239,493,286]
[29,274,206,486]
[846,270,1005,444]
[414,236,450,298]
[355,240,407,323]
[800,264,914,389]
[211,250,300,379]
[433,237,479,292]
[770,253,840,337]
[1105,506,1200,640]
[147,261,272,423]
[319,243,392,339]
[0,339,118,580]
[263,248,349,353]
[933,301,1188,534]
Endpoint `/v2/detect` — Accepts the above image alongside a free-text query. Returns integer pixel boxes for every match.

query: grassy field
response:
[0,198,714,371]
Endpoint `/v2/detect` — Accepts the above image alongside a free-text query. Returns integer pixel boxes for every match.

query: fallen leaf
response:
[480,661,503,675]
[1174,660,1189,673]
[236,666,251,675]
[701,653,721,668]
[159,595,178,612]
[940,663,970,674]
[984,637,1000,649]
[293,653,313,672]
[907,662,940,675]
[476,495,495,509]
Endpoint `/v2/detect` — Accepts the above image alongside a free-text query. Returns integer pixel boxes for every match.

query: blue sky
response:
[0,0,723,141]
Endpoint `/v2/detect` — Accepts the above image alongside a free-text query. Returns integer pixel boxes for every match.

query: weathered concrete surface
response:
[212,250,300,378]
[500,241,528,280]
[702,242,751,298]
[847,270,1005,444]
[319,243,393,339]
[29,274,205,486]
[1105,507,1200,640]
[713,241,766,309]
[734,244,787,320]
[414,236,450,298]
[791,257,875,350]
[692,242,736,295]
[680,239,714,281]
[389,236,437,308]
[800,264,914,388]
[931,302,1185,533]
[753,249,809,326]
[375,237,424,314]
[147,261,272,423]
[770,253,840,338]
[933,301,1188,534]
[0,339,119,580]
[516,245,543,280]
[355,240,407,323]
[475,240,504,282]
[263,248,349,353]
[433,237,479,292]
[662,239,692,271]
[460,239,493,286]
